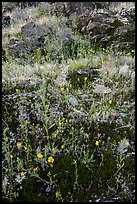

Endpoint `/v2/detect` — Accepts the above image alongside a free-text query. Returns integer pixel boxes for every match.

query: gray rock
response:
[21,22,51,38]
[118,64,130,78]
[2,15,11,27]
[8,38,28,57]
[77,68,99,76]
[119,56,135,66]
[93,84,112,94]
[68,95,79,106]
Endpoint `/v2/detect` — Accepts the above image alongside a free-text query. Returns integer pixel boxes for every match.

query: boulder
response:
[75,6,134,49]
[93,84,112,94]
[18,2,40,9]
[8,38,28,57]
[77,12,118,35]
[21,22,48,38]
[21,22,51,51]
[8,22,52,58]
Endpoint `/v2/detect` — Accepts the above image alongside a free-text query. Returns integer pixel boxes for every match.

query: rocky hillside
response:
[2,2,135,61]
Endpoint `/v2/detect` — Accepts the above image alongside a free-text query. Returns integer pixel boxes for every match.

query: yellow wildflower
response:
[24,120,28,125]
[45,55,49,60]
[84,77,88,81]
[20,172,26,176]
[52,132,58,138]
[102,60,106,65]
[95,141,99,146]
[117,51,123,55]
[78,52,82,56]
[60,87,64,91]
[16,89,19,93]
[47,171,51,176]
[69,84,72,89]
[131,49,135,53]
[73,159,77,164]
[59,121,63,127]
[89,49,92,52]
[24,146,27,150]
[103,71,108,75]
[10,155,13,159]
[17,142,22,148]
[108,100,112,105]
[61,144,65,149]
[48,156,54,163]
[37,153,43,159]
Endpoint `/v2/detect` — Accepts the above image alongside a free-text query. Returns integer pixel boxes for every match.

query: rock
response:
[86,19,108,35]
[18,2,40,9]
[110,41,134,52]
[118,64,130,78]
[80,94,92,102]
[2,2,18,13]
[8,38,28,57]
[99,34,111,47]
[74,5,134,50]
[76,14,92,30]
[114,26,134,43]
[93,84,112,94]
[77,68,92,75]
[8,22,52,58]
[117,7,135,23]
[118,56,135,66]
[21,22,48,38]
[51,2,108,16]
[68,95,79,106]
[131,71,135,87]
[77,12,115,33]
[2,15,11,27]
[21,22,51,51]
[77,68,99,76]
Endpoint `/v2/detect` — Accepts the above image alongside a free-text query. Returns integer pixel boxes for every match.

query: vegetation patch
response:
[2,2,135,202]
